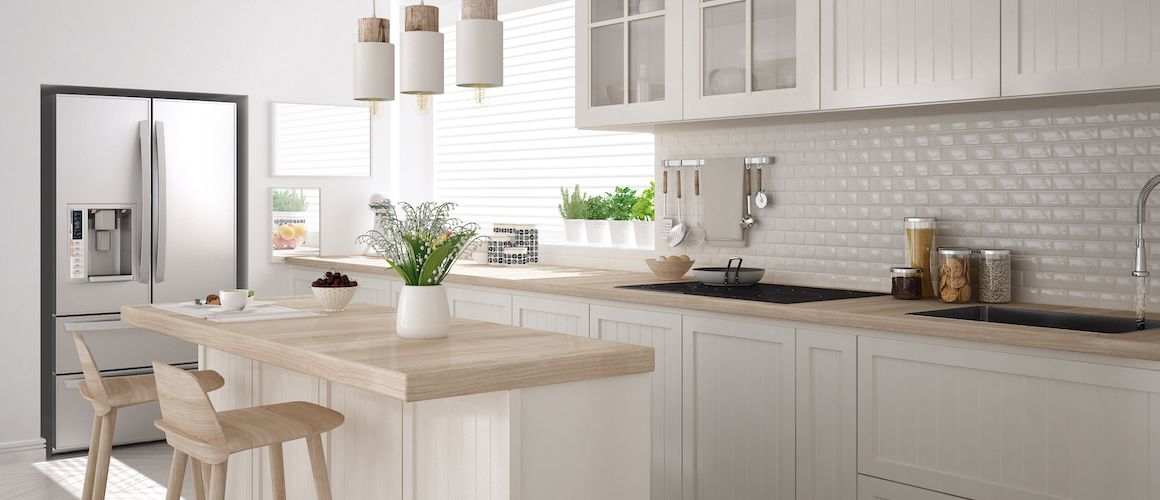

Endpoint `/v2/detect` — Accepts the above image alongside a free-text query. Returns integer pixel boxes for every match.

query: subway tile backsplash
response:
[651,101,1160,311]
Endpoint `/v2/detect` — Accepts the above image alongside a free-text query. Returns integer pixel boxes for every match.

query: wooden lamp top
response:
[358,18,390,43]
[405,4,439,32]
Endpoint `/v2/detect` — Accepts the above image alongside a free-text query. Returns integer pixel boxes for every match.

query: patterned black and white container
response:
[488,224,539,265]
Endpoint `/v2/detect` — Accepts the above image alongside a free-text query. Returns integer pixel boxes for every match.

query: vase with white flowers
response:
[357,200,482,339]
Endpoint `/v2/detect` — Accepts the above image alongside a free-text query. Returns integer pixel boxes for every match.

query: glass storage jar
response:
[977,249,1012,304]
[904,217,936,298]
[936,247,973,303]
[890,267,924,300]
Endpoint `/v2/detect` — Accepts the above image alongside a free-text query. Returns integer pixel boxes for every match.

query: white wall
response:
[0,0,395,459]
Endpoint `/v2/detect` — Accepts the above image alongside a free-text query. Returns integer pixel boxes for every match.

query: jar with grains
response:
[936,248,973,303]
[890,267,924,300]
[977,249,1012,303]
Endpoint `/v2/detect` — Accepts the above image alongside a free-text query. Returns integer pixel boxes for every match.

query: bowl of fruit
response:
[311,271,358,312]
[273,223,308,250]
[645,255,695,280]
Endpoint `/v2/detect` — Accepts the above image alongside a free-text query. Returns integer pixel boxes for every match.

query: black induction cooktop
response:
[617,282,887,304]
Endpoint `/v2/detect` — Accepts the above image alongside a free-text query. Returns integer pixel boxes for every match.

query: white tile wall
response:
[646,101,1160,310]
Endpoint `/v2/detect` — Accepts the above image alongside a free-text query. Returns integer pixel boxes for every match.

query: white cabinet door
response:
[821,0,1000,109]
[289,267,317,296]
[682,315,795,500]
[1001,0,1160,96]
[590,305,682,500]
[796,329,856,500]
[446,285,513,325]
[859,336,1160,500]
[577,0,684,127]
[858,475,967,500]
[683,0,819,119]
[512,295,590,336]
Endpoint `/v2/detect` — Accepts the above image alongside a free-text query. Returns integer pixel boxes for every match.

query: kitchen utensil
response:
[684,168,706,250]
[740,166,756,229]
[669,169,687,247]
[693,257,766,286]
[645,258,696,280]
[754,165,769,208]
[312,285,358,312]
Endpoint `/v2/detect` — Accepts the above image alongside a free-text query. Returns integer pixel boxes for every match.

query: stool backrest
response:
[152,361,228,448]
[71,333,108,402]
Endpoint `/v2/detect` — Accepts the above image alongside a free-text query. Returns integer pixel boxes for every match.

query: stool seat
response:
[79,371,225,411]
[156,401,344,456]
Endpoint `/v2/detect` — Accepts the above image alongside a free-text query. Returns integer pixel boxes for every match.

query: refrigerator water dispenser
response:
[68,204,136,282]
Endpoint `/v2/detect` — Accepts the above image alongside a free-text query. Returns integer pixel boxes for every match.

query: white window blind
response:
[433,0,654,239]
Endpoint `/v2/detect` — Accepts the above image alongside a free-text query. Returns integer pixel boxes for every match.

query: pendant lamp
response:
[353,1,394,115]
[400,2,444,112]
[457,0,503,105]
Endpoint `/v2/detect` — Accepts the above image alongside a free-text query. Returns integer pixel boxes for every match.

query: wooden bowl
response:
[645,258,695,280]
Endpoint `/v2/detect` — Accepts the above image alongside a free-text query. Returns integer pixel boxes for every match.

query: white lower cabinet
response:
[859,336,1160,500]
[590,305,683,500]
[511,294,590,336]
[288,268,397,307]
[445,285,513,325]
[796,329,857,500]
[859,475,967,500]
[682,315,796,500]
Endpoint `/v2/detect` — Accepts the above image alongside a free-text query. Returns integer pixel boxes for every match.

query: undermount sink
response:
[909,305,1158,334]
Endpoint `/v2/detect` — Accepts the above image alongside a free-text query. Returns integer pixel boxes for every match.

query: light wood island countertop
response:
[288,255,1160,362]
[121,297,655,402]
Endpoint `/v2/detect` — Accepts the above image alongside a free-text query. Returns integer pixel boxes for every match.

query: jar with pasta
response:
[936,248,973,303]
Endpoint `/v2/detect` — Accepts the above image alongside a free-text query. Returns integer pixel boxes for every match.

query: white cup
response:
[219,289,250,311]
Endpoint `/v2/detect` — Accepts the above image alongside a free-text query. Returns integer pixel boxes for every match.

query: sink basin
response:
[909,305,1158,334]
[617,282,886,304]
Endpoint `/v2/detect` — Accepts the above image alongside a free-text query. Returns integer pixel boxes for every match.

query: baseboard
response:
[0,439,46,465]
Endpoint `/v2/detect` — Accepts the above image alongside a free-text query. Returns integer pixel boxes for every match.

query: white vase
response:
[610,220,635,247]
[633,220,655,248]
[396,285,450,339]
[563,219,587,244]
[585,220,611,246]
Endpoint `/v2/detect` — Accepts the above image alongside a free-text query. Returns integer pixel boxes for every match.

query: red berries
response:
[313,271,357,288]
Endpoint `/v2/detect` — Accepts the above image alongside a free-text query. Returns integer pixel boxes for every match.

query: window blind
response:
[433,0,655,239]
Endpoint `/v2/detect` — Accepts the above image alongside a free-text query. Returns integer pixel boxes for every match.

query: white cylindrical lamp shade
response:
[400,31,444,95]
[456,19,502,88]
[354,42,396,101]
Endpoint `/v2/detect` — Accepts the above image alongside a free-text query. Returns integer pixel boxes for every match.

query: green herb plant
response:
[631,181,655,221]
[558,185,588,219]
[584,194,611,220]
[357,201,482,286]
[607,186,638,221]
[272,189,309,212]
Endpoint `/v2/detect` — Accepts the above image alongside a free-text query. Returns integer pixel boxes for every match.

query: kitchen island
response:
[122,297,654,500]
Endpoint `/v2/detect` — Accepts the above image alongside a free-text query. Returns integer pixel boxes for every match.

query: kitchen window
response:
[433,0,655,241]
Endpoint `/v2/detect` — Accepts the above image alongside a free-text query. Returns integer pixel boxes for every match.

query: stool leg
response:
[209,460,229,500]
[268,443,286,500]
[306,434,332,500]
[91,408,117,500]
[81,414,102,500]
[191,459,207,500]
[165,450,187,500]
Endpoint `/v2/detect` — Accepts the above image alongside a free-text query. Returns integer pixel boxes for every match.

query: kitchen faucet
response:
[1133,173,1160,278]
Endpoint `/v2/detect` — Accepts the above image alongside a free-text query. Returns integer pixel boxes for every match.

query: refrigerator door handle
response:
[137,120,152,285]
[153,120,167,284]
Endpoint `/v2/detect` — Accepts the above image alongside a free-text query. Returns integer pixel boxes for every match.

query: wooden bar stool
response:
[72,333,226,500]
[151,361,345,500]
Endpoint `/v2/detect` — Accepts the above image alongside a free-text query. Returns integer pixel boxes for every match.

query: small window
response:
[271,188,320,259]
[271,103,371,176]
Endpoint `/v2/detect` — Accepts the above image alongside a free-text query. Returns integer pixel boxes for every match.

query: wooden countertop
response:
[121,297,654,402]
[288,255,1160,362]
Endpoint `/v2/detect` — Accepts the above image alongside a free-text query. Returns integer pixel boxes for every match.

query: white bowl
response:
[312,286,357,312]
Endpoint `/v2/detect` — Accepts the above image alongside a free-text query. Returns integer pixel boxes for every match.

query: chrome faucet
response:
[1134,173,1160,278]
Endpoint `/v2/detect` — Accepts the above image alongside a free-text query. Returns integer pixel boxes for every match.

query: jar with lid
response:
[936,247,973,303]
[977,249,1012,303]
[890,267,924,300]
[904,217,936,298]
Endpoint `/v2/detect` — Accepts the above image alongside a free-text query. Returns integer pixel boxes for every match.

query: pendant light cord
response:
[371,0,377,18]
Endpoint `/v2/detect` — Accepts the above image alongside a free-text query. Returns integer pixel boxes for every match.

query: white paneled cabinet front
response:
[445,285,513,325]
[859,336,1160,500]
[1001,0,1160,96]
[590,305,683,500]
[796,329,857,500]
[512,294,590,336]
[858,475,967,500]
[820,0,1000,109]
[288,268,397,307]
[682,316,796,500]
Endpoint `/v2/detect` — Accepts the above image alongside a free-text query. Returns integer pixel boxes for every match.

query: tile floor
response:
[0,442,195,499]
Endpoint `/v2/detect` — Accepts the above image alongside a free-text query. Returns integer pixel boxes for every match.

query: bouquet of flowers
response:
[357,200,482,286]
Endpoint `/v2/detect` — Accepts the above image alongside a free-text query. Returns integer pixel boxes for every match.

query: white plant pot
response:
[610,220,635,248]
[396,285,450,339]
[633,220,655,248]
[563,219,587,244]
[585,220,611,246]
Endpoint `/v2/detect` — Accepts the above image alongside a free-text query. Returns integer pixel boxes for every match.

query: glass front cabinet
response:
[577,0,685,127]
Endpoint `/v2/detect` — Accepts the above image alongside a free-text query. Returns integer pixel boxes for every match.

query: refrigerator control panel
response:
[69,209,84,279]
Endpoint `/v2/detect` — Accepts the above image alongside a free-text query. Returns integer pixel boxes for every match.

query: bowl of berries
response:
[311,271,358,312]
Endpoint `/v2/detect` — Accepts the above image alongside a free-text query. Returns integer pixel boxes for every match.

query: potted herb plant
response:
[271,188,310,250]
[607,186,637,247]
[583,194,612,246]
[357,200,481,339]
[558,185,588,244]
[631,181,655,248]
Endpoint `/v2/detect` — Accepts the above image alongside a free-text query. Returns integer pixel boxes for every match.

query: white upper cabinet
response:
[1001,0,1160,96]
[683,0,820,119]
[821,0,1001,109]
[577,0,685,127]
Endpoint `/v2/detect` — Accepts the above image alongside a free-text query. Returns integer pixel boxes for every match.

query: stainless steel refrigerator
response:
[44,93,239,454]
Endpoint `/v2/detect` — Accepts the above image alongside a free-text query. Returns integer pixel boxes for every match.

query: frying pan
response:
[692,257,765,286]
